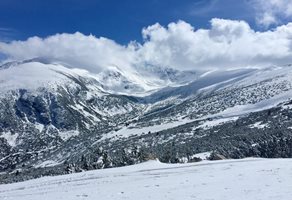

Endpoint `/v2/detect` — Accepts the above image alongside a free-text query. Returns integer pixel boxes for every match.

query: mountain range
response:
[1,59,292,183]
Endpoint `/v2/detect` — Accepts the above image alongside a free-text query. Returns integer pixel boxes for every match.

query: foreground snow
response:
[1,158,292,200]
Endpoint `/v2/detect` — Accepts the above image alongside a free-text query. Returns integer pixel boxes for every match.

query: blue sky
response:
[1,0,292,72]
[0,0,259,43]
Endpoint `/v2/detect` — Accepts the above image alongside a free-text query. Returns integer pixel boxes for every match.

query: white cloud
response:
[138,19,292,70]
[252,0,292,27]
[0,32,136,73]
[1,19,292,72]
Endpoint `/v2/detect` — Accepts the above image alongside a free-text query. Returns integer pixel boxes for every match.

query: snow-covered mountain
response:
[1,59,292,183]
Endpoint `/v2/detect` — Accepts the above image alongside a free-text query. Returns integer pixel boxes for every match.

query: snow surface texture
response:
[1,158,292,200]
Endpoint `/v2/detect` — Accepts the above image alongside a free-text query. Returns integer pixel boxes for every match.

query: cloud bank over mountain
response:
[1,18,292,72]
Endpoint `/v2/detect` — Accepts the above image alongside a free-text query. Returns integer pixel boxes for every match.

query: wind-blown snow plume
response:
[2,19,292,72]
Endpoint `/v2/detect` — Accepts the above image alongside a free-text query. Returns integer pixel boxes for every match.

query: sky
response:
[0,0,254,43]
[1,0,292,72]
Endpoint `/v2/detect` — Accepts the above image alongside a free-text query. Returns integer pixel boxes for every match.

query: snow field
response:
[1,158,292,200]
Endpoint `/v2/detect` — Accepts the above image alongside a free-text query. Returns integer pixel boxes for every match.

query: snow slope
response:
[0,62,74,92]
[0,59,199,96]
[1,158,292,200]
[0,60,107,96]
